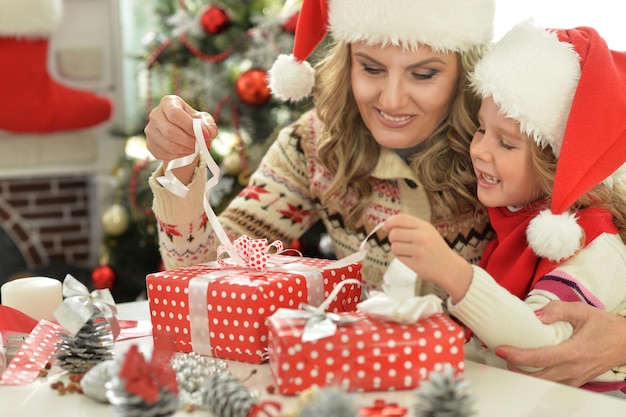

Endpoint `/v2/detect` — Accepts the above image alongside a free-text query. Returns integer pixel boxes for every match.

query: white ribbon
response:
[157,118,243,264]
[357,259,443,324]
[270,278,362,342]
[53,274,120,339]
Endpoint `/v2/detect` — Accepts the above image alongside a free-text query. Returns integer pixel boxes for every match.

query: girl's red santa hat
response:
[470,21,626,262]
[269,0,496,101]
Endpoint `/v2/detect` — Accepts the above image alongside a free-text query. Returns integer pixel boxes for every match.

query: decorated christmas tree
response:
[137,0,309,196]
[93,0,331,301]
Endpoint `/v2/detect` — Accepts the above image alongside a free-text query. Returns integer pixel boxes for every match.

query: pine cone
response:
[107,375,180,417]
[202,373,255,417]
[296,387,357,417]
[55,310,114,375]
[81,357,123,403]
[413,363,476,417]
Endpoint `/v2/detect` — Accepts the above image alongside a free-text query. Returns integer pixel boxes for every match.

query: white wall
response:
[495,0,625,49]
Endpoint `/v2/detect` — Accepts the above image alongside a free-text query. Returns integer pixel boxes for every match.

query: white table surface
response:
[2,300,625,416]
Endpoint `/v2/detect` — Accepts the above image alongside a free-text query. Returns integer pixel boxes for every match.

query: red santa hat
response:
[269,0,496,101]
[471,21,626,262]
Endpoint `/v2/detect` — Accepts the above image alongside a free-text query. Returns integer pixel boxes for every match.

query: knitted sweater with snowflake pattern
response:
[149,109,494,295]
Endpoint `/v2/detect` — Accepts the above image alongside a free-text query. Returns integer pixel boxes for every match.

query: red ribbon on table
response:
[0,319,62,386]
[0,305,38,345]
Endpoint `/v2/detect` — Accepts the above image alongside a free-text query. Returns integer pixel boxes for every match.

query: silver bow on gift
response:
[53,274,120,339]
[357,259,443,324]
[271,278,362,342]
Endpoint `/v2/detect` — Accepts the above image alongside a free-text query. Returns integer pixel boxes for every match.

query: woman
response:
[146,0,495,297]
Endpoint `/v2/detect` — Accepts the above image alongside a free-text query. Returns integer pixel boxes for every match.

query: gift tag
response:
[0,320,61,385]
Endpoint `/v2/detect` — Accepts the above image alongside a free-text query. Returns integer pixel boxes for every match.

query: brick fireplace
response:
[0,174,92,276]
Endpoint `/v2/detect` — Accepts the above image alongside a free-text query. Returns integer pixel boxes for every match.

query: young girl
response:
[384,21,626,395]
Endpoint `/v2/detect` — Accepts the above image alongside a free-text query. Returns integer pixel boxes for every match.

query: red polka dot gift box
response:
[146,256,362,364]
[267,311,464,394]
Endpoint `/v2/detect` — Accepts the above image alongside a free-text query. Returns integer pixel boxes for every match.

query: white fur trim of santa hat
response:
[270,0,495,102]
[0,0,63,37]
[471,21,581,158]
[329,0,495,52]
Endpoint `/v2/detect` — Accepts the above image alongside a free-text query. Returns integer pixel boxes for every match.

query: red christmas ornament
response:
[91,265,116,290]
[281,12,299,34]
[200,5,231,35]
[287,239,302,252]
[235,69,271,106]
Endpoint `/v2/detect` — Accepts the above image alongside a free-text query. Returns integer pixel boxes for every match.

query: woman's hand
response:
[145,95,218,185]
[384,214,473,302]
[496,300,626,386]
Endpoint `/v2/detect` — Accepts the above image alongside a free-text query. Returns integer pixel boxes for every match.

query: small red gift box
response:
[267,311,464,394]
[146,256,362,364]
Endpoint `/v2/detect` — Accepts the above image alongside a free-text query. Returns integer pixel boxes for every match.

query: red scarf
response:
[480,203,617,299]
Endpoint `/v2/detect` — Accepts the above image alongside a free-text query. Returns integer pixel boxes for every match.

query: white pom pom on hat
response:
[269,0,496,102]
[471,21,626,262]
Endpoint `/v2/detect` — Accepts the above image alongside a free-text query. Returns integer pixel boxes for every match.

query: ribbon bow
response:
[272,278,362,342]
[118,344,178,403]
[357,259,443,324]
[217,235,284,271]
[53,274,120,339]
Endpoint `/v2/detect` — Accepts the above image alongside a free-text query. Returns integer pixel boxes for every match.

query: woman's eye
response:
[362,63,383,75]
[412,69,436,80]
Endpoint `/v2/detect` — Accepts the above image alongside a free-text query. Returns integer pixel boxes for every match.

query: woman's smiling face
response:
[350,41,460,150]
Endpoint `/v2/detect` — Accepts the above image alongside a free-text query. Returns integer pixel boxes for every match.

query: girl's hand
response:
[384,214,473,302]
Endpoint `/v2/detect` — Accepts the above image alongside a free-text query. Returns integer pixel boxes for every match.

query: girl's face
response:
[470,96,544,208]
[350,41,460,150]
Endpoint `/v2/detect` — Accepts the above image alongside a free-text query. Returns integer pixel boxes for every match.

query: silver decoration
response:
[170,352,229,408]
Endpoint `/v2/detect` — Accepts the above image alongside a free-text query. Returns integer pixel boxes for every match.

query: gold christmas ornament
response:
[222,150,244,177]
[101,204,130,236]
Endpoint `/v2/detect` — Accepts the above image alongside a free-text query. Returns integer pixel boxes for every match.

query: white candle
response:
[1,277,63,321]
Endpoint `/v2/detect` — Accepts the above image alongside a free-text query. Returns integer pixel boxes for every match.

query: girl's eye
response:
[411,69,437,80]
[500,141,514,150]
[362,63,383,75]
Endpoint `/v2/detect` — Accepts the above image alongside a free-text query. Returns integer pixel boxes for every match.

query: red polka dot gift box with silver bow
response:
[267,311,464,394]
[146,256,362,364]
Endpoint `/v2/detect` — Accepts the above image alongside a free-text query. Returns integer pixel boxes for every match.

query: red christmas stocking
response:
[0,0,113,133]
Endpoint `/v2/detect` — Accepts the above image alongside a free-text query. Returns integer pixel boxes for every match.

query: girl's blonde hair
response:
[314,41,486,228]
[531,144,626,245]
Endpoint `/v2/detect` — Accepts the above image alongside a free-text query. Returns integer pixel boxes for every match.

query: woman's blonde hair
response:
[314,41,486,228]
[530,144,626,245]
